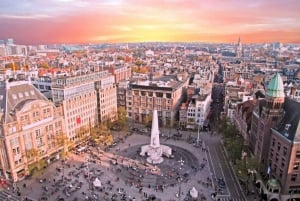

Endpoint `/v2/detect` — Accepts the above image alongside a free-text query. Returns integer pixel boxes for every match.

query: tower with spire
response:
[251,73,285,170]
[236,36,243,57]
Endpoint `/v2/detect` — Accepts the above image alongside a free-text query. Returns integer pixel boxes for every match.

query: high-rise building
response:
[0,80,65,182]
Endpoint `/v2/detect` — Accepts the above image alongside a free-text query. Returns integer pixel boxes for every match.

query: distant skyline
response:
[0,0,299,45]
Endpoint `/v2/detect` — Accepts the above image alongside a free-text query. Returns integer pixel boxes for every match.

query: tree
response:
[117,56,124,60]
[40,62,50,69]
[144,113,153,128]
[132,65,139,73]
[90,123,113,146]
[76,126,89,143]
[115,106,127,131]
[134,60,143,66]
[26,148,44,175]
[139,66,148,74]
[55,133,73,158]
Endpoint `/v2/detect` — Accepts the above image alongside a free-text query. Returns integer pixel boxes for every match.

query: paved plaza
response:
[6,133,217,201]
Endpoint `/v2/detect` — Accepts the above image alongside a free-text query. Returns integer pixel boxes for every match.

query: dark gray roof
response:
[1,81,48,123]
[275,98,300,141]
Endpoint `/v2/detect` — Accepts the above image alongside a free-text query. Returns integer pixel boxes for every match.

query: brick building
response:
[250,73,300,201]
[126,74,189,127]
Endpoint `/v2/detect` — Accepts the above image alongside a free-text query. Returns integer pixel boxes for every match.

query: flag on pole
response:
[267,166,271,175]
[76,117,81,124]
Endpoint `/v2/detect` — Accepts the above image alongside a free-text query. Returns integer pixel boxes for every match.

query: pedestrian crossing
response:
[215,196,245,201]
[0,190,19,201]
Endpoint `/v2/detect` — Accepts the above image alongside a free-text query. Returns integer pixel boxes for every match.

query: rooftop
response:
[266,73,285,98]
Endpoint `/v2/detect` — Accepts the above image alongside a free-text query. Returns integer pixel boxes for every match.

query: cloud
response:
[0,0,299,44]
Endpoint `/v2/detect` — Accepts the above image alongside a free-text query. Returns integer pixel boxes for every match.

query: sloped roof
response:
[266,73,285,98]
[2,80,48,123]
[275,98,300,141]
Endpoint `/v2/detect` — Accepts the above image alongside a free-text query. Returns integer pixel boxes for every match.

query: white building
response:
[187,93,212,129]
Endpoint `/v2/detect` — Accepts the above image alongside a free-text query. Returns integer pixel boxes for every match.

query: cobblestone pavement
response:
[13,133,215,201]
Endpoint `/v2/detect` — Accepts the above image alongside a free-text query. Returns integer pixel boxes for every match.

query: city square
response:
[12,131,216,201]
[1,2,299,198]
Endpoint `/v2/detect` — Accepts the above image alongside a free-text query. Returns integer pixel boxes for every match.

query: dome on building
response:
[266,73,285,98]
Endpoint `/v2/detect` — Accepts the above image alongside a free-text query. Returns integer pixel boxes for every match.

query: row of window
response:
[271,138,288,155]
[11,90,35,100]
[131,91,172,98]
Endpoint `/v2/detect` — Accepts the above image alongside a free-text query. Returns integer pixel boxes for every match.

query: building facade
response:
[51,71,117,142]
[107,64,132,84]
[250,73,300,201]
[0,80,64,182]
[186,93,212,129]
[126,75,189,127]
[95,75,117,123]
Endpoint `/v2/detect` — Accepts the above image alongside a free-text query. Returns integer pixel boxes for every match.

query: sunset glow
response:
[0,0,299,44]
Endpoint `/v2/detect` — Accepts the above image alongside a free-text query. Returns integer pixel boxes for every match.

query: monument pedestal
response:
[140,110,172,164]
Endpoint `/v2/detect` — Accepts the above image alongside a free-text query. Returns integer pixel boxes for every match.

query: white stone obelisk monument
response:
[140,110,172,164]
[150,110,160,148]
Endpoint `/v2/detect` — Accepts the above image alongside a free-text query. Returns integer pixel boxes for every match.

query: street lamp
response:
[86,157,91,191]
[196,124,200,145]
[178,157,184,201]
[290,190,294,201]
[62,160,65,182]
[86,156,93,200]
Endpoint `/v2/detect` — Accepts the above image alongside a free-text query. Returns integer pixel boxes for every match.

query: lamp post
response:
[197,124,200,145]
[290,190,294,201]
[178,157,184,201]
[86,157,91,191]
[62,160,65,182]
[86,156,94,201]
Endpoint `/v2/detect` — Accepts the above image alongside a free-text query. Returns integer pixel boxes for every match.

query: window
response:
[18,93,23,98]
[24,133,32,150]
[277,142,281,151]
[156,92,163,98]
[10,138,19,147]
[273,164,277,174]
[279,169,283,178]
[33,111,39,118]
[12,147,20,155]
[291,174,297,181]
[272,138,276,147]
[275,154,279,162]
[293,162,299,170]
[283,147,287,156]
[281,159,285,168]
[35,129,41,137]
[296,150,300,158]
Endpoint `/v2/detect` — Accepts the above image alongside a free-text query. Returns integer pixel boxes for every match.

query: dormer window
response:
[285,124,291,131]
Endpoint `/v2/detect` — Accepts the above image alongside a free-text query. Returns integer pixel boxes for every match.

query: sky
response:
[0,0,299,45]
